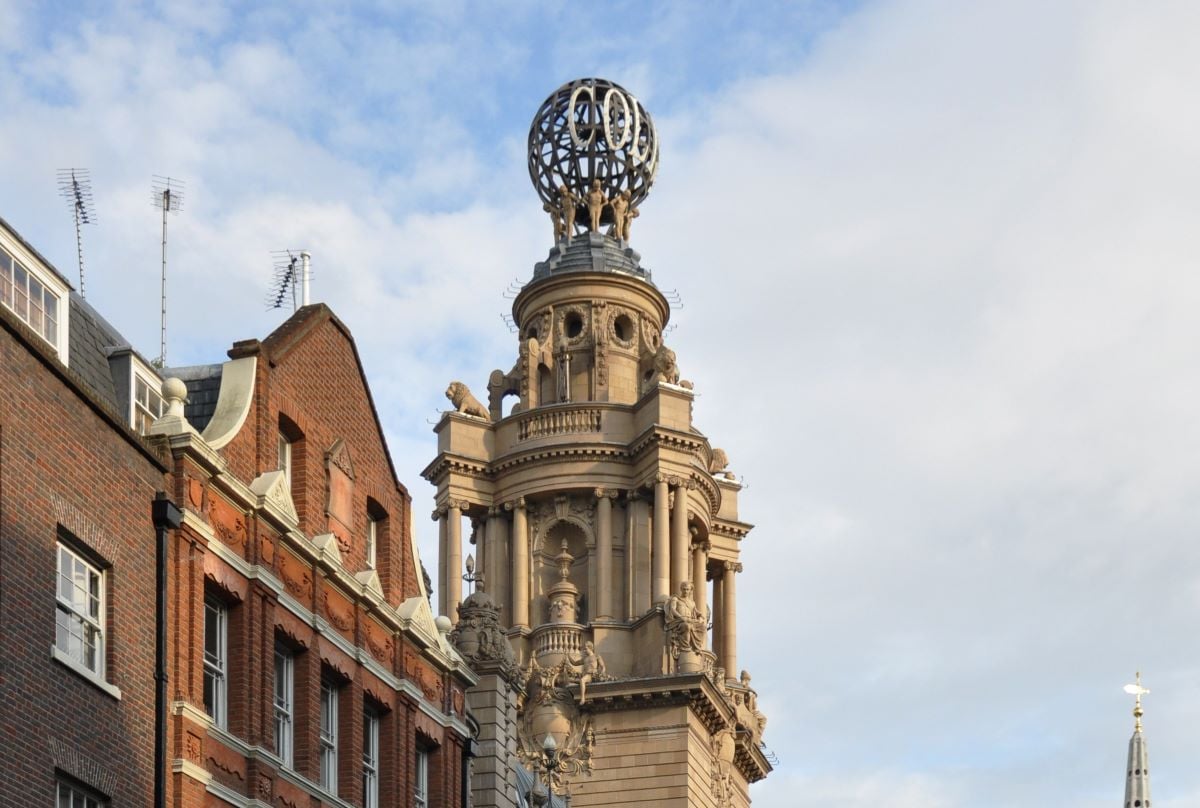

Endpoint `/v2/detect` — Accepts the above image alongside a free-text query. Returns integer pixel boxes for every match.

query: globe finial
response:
[528,78,658,243]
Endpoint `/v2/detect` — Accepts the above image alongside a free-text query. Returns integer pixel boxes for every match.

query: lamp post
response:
[540,734,559,804]
[463,553,483,594]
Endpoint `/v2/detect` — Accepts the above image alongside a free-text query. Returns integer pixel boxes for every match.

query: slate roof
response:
[165,363,224,433]
[67,292,129,410]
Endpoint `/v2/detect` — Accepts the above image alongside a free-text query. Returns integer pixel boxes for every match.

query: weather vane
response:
[1123,671,1150,732]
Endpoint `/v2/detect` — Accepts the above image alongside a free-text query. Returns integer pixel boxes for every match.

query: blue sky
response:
[4,1,1200,806]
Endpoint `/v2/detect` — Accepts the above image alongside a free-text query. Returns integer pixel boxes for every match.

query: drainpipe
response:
[152,492,182,808]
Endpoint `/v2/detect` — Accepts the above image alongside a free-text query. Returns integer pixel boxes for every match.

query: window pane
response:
[43,292,57,342]
[13,263,28,319]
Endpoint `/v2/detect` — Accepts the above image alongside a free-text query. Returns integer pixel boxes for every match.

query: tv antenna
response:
[57,169,96,297]
[151,176,184,367]
[266,250,311,311]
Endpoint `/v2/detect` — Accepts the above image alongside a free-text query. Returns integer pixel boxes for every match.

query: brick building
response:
[0,214,476,807]
[0,215,169,806]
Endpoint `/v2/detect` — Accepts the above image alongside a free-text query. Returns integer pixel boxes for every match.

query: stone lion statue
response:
[445,381,489,420]
[709,448,729,474]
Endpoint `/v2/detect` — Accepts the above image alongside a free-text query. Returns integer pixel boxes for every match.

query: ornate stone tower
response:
[425,78,771,807]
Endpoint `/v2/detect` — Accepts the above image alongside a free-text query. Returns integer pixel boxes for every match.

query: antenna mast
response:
[151,176,184,367]
[267,250,311,312]
[57,169,96,297]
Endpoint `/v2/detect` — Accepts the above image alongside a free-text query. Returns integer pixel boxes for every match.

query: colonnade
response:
[433,481,740,675]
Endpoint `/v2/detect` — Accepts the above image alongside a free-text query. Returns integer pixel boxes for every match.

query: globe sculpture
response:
[528,78,659,241]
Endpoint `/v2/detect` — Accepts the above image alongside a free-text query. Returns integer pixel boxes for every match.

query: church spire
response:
[1123,672,1151,808]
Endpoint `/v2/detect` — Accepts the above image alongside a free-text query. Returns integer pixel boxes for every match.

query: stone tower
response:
[1123,674,1151,808]
[425,78,771,807]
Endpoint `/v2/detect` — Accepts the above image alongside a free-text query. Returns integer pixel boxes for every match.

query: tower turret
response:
[430,78,770,807]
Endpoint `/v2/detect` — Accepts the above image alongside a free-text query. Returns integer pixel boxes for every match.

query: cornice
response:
[580,672,736,736]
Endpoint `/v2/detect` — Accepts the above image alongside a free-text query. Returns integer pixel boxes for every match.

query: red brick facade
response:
[0,305,168,806]
[165,306,475,808]
[1,245,474,808]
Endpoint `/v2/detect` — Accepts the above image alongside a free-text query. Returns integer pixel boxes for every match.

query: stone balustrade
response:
[517,407,602,441]
[531,622,584,665]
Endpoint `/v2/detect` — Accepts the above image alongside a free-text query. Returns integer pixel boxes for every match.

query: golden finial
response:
[1123,671,1150,732]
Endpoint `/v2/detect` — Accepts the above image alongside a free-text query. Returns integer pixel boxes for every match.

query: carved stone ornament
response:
[445,381,490,420]
[450,587,521,683]
[517,657,596,794]
[710,726,736,808]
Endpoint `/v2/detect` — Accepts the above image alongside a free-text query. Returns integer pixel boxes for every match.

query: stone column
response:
[485,506,507,619]
[434,506,448,617]
[508,498,530,629]
[691,533,708,632]
[447,501,464,625]
[652,475,670,604]
[712,572,724,666]
[594,489,614,619]
[721,562,742,678]
[670,478,689,594]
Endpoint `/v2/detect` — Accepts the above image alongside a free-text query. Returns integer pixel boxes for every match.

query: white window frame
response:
[131,364,165,435]
[319,681,338,792]
[362,708,380,808]
[366,515,377,569]
[203,598,228,729]
[0,226,69,361]
[277,431,292,485]
[56,777,107,807]
[273,645,294,767]
[53,542,120,697]
[414,747,429,808]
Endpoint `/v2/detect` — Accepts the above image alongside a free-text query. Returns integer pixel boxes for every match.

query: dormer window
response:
[133,372,165,434]
[1,243,63,351]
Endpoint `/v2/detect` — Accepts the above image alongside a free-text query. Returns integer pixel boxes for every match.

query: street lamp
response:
[540,734,559,803]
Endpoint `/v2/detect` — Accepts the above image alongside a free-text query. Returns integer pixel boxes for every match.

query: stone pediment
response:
[355,568,382,597]
[326,438,355,480]
[312,532,343,566]
[248,470,297,524]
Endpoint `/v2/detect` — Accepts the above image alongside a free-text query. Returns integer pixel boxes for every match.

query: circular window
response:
[613,313,633,342]
[565,312,584,338]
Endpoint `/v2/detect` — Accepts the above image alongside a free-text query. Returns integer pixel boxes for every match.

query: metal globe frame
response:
[528,78,659,229]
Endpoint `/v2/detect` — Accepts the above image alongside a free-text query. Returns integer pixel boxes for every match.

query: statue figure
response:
[572,641,607,703]
[544,202,566,243]
[665,580,706,663]
[445,381,489,420]
[557,185,579,238]
[555,335,571,403]
[611,190,637,241]
[608,191,628,240]
[585,179,608,233]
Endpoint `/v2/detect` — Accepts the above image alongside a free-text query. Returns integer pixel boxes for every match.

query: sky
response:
[3,0,1199,805]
